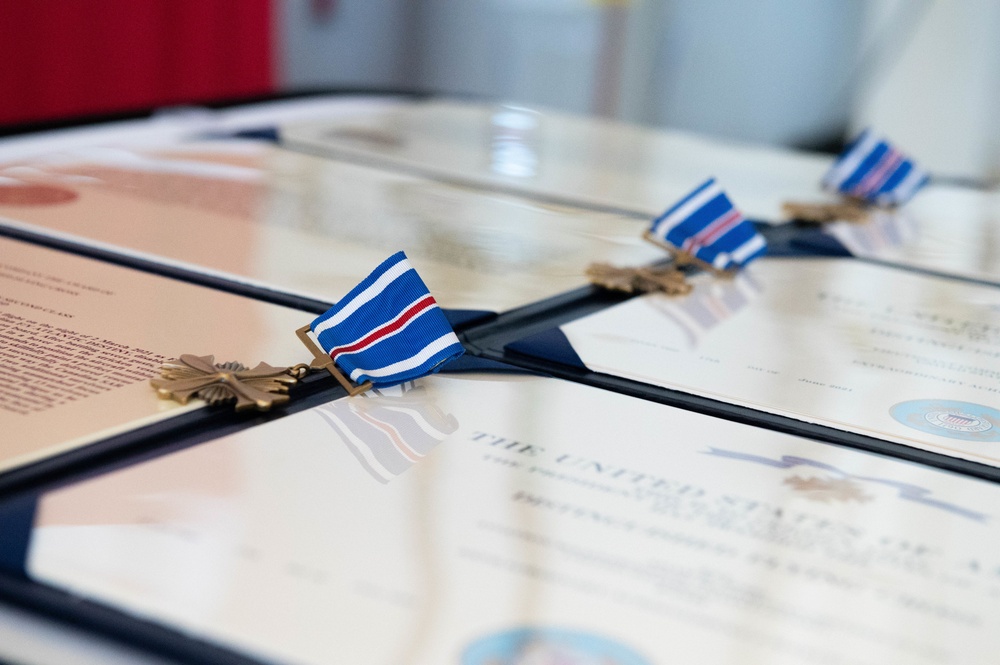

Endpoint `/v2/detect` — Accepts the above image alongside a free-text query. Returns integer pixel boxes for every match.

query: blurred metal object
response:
[586,262,692,295]
[295,325,372,396]
[151,354,306,412]
[782,200,870,224]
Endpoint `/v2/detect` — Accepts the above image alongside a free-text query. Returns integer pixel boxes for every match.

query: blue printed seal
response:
[890,399,1000,442]
[462,627,650,665]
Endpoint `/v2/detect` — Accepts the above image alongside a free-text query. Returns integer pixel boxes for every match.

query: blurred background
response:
[1,0,997,182]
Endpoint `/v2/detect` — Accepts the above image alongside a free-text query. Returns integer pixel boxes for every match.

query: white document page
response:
[27,374,1000,665]
[0,140,663,313]
[0,236,306,472]
[282,99,836,221]
[824,185,1000,283]
[562,257,1000,466]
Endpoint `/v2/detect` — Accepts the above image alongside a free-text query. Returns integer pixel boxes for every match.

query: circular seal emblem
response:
[890,400,1000,442]
[462,628,650,665]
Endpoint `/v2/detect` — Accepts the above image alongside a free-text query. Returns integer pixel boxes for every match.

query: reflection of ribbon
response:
[647,271,761,348]
[314,382,459,483]
[704,448,988,522]
[829,209,916,257]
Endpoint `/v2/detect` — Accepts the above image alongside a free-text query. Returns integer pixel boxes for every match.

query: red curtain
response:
[0,1,274,126]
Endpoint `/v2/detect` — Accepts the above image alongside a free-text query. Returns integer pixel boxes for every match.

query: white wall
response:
[410,0,866,147]
[275,0,1000,179]
[413,0,605,114]
[642,0,865,147]
[852,0,1000,180]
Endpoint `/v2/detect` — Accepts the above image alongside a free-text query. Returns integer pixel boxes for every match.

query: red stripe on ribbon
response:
[356,409,421,462]
[697,209,743,246]
[329,294,437,359]
[685,209,743,254]
[854,148,901,197]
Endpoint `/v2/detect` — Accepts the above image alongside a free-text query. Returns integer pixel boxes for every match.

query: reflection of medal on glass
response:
[151,252,464,412]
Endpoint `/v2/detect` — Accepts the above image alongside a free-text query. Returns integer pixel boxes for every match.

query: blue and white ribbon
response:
[649,178,767,271]
[822,129,928,206]
[311,252,464,387]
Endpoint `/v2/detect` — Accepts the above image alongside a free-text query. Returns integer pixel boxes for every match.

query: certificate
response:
[281,99,836,221]
[813,185,1000,284]
[0,140,663,313]
[553,257,1000,466]
[0,236,307,473]
[22,373,1000,664]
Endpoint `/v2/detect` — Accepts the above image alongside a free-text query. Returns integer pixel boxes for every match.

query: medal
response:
[588,177,766,295]
[151,252,464,412]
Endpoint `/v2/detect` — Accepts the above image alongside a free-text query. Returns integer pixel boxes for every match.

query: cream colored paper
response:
[282,98,837,221]
[0,237,307,472]
[28,374,1000,664]
[825,185,1000,283]
[0,140,663,313]
[562,257,1000,466]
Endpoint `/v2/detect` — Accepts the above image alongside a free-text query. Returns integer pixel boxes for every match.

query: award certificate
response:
[819,185,1000,284]
[559,257,1000,466]
[282,99,836,221]
[0,237,306,472]
[0,140,662,313]
[23,374,1000,664]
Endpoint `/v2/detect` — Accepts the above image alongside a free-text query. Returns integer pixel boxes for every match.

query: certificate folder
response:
[484,256,1000,477]
[790,183,1000,286]
[0,137,663,316]
[497,327,1000,483]
[0,234,417,493]
[281,98,836,221]
[3,221,500,334]
[0,231,524,495]
[5,213,995,489]
[4,373,1000,665]
[0,571,264,665]
[0,370,350,500]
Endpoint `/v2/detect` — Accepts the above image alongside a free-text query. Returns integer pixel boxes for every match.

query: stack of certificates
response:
[1,97,999,665]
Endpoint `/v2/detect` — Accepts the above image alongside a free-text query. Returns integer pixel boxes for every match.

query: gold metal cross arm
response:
[150,354,305,412]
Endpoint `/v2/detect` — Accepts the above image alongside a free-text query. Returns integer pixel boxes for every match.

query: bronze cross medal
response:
[586,262,693,295]
[151,327,373,412]
[781,199,870,224]
[151,354,309,413]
